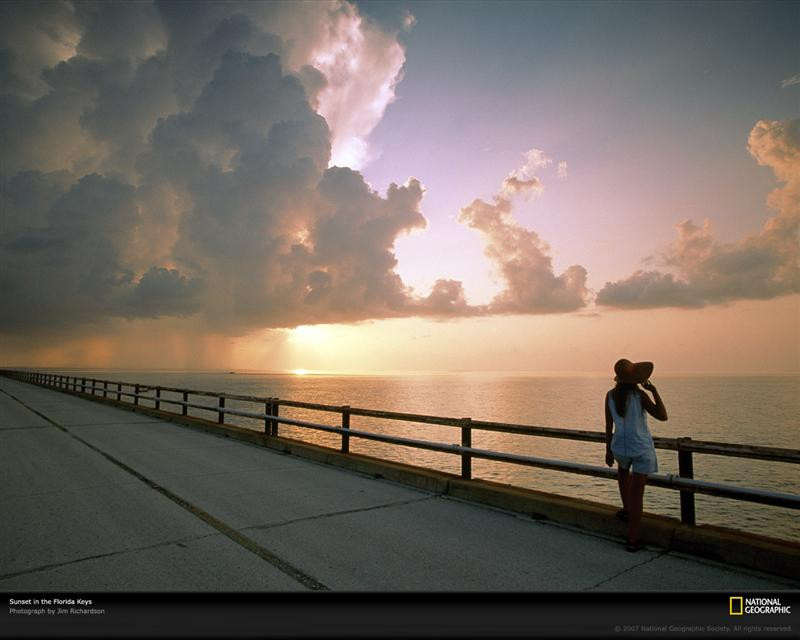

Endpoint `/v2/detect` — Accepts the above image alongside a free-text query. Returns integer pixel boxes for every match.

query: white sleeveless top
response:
[608,391,655,458]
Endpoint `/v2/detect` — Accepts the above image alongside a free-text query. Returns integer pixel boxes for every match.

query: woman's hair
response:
[611,382,639,418]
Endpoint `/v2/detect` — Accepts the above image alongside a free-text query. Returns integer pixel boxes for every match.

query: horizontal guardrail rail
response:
[3,369,799,525]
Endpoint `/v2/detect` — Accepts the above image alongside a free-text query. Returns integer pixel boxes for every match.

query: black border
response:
[3,591,799,638]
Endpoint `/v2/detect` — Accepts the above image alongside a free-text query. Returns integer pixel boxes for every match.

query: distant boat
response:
[228,371,236,374]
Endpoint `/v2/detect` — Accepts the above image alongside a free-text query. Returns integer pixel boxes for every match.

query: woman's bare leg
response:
[627,472,648,544]
[617,466,630,513]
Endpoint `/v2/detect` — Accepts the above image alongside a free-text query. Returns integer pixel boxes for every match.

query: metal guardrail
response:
[3,370,799,523]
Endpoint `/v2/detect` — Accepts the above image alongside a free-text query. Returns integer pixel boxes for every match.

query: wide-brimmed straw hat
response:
[614,358,653,384]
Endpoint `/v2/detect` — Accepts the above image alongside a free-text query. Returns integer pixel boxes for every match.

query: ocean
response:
[49,370,799,543]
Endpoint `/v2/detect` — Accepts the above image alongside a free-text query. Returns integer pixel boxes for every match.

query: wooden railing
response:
[3,369,799,526]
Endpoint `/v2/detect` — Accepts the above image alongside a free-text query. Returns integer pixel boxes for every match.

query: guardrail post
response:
[271,399,279,436]
[134,384,139,405]
[218,396,225,424]
[117,382,122,401]
[103,380,108,398]
[678,437,696,525]
[461,418,472,480]
[155,387,161,410]
[81,377,86,393]
[182,391,188,416]
[341,406,350,453]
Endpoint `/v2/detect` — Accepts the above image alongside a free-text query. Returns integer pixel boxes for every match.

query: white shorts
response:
[615,450,658,475]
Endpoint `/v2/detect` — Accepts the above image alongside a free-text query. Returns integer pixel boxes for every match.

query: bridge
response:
[1,372,798,592]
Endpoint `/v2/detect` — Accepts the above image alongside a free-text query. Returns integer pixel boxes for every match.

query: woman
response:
[604,358,668,552]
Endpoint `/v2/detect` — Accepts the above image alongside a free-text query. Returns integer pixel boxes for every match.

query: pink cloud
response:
[597,119,800,309]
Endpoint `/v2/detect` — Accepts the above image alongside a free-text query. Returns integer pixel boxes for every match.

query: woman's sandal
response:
[616,509,629,522]
[625,541,645,553]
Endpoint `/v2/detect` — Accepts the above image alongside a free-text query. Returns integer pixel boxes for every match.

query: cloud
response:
[305,1,407,169]
[131,48,427,332]
[520,149,552,172]
[781,74,800,89]
[412,279,482,317]
[2,0,599,343]
[597,119,800,309]
[0,1,415,336]
[459,150,590,314]
[21,1,792,345]
[0,173,205,332]
[501,175,542,198]
[125,267,206,319]
[0,1,81,101]
[499,148,550,199]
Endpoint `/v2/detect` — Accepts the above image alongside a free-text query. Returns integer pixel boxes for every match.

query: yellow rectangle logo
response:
[730,597,744,615]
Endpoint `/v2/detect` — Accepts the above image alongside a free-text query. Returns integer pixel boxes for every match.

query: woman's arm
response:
[639,381,668,421]
[604,392,614,466]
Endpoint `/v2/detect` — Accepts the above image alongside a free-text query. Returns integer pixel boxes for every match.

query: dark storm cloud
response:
[0,1,478,336]
[0,173,204,331]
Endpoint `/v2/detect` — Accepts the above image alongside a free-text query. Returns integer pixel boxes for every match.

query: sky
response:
[0,0,798,375]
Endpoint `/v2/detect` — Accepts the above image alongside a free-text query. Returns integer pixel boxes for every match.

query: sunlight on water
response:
[57,370,799,542]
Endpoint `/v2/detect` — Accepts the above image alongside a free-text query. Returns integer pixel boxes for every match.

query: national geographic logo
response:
[730,597,792,615]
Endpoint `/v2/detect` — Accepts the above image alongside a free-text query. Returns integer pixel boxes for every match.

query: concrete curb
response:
[18,382,800,583]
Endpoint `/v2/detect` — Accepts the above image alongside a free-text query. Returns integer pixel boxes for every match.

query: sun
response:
[286,324,335,373]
